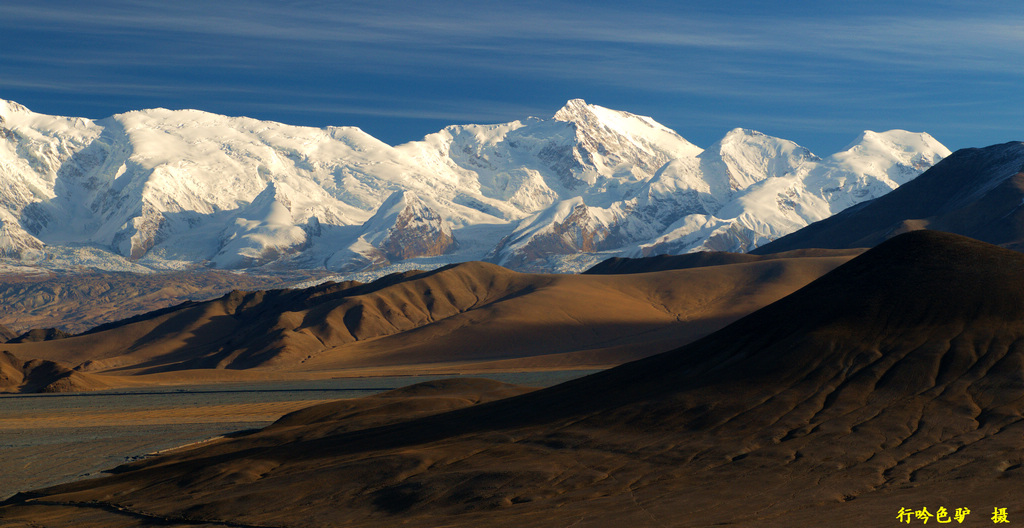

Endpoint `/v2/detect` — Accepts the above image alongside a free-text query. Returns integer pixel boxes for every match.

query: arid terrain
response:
[0,250,859,393]
[3,231,1024,527]
[0,269,327,335]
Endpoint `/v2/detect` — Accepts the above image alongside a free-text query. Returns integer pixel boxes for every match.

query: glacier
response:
[0,97,950,276]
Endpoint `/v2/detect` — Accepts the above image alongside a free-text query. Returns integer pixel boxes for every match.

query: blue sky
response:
[1,0,1022,155]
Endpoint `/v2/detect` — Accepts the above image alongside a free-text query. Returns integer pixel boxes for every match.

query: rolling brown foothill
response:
[0,253,855,394]
[4,230,1024,527]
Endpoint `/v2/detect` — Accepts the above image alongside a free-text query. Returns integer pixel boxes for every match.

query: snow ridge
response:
[0,97,950,274]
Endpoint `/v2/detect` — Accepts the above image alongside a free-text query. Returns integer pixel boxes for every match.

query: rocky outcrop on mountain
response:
[7,327,72,343]
[363,191,458,262]
[0,209,44,258]
[328,191,458,271]
[0,97,948,274]
[0,323,15,342]
[489,198,619,271]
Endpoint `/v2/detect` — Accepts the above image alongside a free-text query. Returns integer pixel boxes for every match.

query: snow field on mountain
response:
[0,97,950,274]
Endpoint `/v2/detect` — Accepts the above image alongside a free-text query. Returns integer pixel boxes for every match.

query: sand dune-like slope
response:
[5,231,1024,527]
[0,350,113,393]
[3,255,852,387]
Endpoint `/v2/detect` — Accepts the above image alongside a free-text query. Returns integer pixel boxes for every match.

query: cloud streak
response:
[1,1,1021,152]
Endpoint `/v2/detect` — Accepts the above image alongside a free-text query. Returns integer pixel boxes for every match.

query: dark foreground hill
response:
[4,231,1024,527]
[755,141,1024,253]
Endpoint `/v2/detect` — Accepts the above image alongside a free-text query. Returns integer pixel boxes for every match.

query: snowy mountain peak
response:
[244,181,294,222]
[831,130,951,186]
[700,128,819,192]
[841,130,950,165]
[0,99,30,122]
[0,97,950,275]
[547,99,703,188]
[552,98,700,157]
[715,128,817,157]
[551,98,591,121]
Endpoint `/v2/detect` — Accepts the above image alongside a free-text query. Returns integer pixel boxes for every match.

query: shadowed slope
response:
[0,323,15,342]
[7,231,1024,527]
[7,328,72,343]
[755,141,1024,253]
[585,247,863,274]
[2,255,854,384]
[0,351,112,393]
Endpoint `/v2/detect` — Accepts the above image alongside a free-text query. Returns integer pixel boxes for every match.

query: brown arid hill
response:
[754,141,1024,254]
[7,327,73,343]
[4,230,1024,527]
[0,269,327,335]
[0,254,854,390]
[0,350,112,393]
[0,322,15,342]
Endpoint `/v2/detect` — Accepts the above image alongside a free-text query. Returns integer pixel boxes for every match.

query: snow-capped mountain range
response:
[0,97,949,275]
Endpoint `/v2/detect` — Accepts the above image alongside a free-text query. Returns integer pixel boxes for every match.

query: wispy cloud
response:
[1,1,1021,152]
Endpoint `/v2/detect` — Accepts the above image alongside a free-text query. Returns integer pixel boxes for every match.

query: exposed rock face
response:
[329,191,458,271]
[0,210,45,258]
[8,327,73,343]
[375,193,458,261]
[0,323,15,342]
[492,199,616,271]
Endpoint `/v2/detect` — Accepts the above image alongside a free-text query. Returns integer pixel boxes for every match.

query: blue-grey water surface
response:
[0,370,600,500]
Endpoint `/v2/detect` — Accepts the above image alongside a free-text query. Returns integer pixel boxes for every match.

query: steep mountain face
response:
[212,181,312,268]
[0,98,948,274]
[754,141,1024,254]
[487,197,621,271]
[328,191,459,271]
